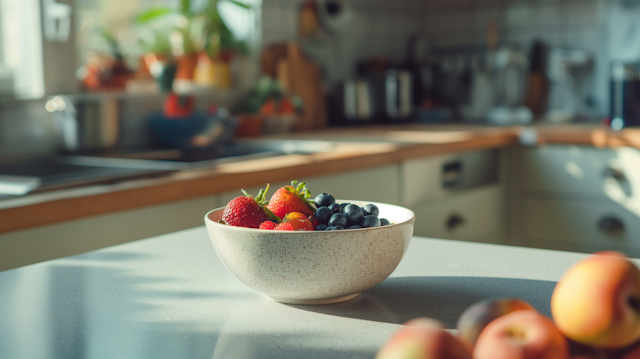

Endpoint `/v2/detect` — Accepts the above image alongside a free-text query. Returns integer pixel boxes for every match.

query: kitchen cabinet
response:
[508,145,640,257]
[0,195,220,271]
[401,149,505,244]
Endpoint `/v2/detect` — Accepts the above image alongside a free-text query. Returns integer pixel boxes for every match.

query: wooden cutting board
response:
[277,43,327,131]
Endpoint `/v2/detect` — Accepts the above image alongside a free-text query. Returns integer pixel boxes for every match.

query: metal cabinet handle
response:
[604,167,626,182]
[598,216,625,236]
[446,214,465,231]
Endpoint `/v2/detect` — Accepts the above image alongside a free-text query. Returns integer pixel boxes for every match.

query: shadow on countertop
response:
[288,276,557,329]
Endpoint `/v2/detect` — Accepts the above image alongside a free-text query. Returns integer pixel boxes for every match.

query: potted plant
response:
[136,0,249,85]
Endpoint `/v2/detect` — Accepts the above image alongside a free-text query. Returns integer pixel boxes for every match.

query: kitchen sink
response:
[0,139,335,197]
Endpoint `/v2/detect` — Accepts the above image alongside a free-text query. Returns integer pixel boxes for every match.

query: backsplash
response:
[262,0,609,117]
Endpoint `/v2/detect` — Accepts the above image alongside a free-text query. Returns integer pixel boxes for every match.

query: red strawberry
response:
[267,180,316,219]
[283,212,314,231]
[222,185,281,228]
[259,221,277,230]
[308,215,319,228]
[274,222,294,231]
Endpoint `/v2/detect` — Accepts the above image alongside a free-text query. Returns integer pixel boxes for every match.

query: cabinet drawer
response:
[524,198,640,248]
[523,146,639,200]
[412,185,502,242]
[402,150,500,207]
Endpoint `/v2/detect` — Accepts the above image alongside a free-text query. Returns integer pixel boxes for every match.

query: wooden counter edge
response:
[0,133,518,234]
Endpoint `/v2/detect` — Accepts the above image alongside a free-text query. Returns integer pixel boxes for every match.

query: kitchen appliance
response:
[385,69,413,121]
[486,47,533,125]
[545,48,591,123]
[46,95,120,153]
[610,62,640,129]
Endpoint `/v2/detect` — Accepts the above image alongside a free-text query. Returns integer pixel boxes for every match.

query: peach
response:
[456,297,535,350]
[474,310,569,359]
[376,318,472,359]
[622,342,640,359]
[551,251,640,348]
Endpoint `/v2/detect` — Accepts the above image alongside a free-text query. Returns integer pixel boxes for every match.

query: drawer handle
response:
[598,216,625,236]
[446,214,465,231]
[604,168,627,182]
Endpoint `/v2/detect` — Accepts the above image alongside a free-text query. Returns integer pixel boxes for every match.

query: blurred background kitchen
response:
[5,0,640,270]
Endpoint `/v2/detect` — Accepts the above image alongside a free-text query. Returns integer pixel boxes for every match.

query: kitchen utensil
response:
[204,200,415,304]
[385,69,413,121]
[276,43,327,130]
[610,62,640,129]
[545,48,591,123]
[524,40,549,117]
[46,95,120,152]
[486,47,533,125]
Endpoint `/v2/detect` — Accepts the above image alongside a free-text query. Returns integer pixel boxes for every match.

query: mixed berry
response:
[220,181,392,231]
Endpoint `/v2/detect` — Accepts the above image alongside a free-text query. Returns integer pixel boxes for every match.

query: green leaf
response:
[136,7,174,24]
[241,189,250,197]
[224,0,251,9]
[179,0,192,15]
[296,182,306,193]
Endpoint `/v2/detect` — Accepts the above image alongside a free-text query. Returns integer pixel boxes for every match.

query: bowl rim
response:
[204,199,415,234]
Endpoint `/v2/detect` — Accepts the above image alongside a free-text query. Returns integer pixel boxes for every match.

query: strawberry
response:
[274,222,294,231]
[222,184,281,228]
[267,180,316,219]
[259,221,277,230]
[282,212,314,231]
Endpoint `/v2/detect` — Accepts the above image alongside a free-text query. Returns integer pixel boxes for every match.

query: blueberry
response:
[380,218,391,226]
[348,225,362,229]
[314,193,335,208]
[328,203,342,213]
[325,226,335,230]
[340,203,350,209]
[363,204,379,217]
[331,226,344,230]
[361,215,381,228]
[315,207,333,224]
[316,224,328,231]
[328,213,348,227]
[343,204,364,226]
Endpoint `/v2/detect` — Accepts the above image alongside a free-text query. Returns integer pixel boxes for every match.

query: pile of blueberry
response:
[313,193,391,231]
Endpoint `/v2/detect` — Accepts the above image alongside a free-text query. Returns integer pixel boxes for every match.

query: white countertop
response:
[0,227,624,359]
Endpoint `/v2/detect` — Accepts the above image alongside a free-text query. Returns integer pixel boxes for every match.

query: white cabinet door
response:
[524,197,640,250]
[523,145,640,202]
[402,150,500,208]
[411,185,503,243]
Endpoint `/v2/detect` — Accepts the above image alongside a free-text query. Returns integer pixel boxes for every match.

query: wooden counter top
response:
[0,123,633,234]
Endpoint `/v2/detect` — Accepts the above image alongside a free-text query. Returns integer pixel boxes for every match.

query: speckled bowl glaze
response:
[204,200,415,305]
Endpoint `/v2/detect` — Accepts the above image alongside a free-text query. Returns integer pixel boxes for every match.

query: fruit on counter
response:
[314,193,335,208]
[328,213,348,228]
[375,318,472,359]
[361,215,381,228]
[259,221,278,230]
[363,203,380,217]
[328,203,342,213]
[282,212,315,231]
[274,222,295,231]
[456,297,536,350]
[267,180,316,219]
[222,185,280,228]
[343,204,364,226]
[551,251,640,348]
[315,206,334,224]
[622,342,640,359]
[474,310,570,359]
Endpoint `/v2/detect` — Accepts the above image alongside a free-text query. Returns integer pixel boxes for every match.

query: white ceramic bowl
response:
[204,200,415,305]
